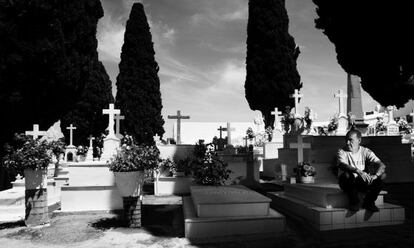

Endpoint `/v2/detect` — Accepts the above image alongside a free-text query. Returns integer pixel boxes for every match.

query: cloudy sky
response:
[97,0,379,138]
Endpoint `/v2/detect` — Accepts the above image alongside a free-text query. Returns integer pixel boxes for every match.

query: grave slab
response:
[268,192,404,230]
[183,196,285,244]
[190,185,271,218]
[284,183,385,208]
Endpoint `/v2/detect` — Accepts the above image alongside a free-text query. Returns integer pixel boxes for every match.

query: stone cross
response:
[153,133,161,145]
[66,124,77,146]
[386,106,396,124]
[168,110,190,145]
[103,103,121,138]
[289,135,311,163]
[25,124,47,140]
[290,89,303,117]
[114,114,125,138]
[271,107,283,130]
[334,89,347,116]
[226,122,235,145]
[217,126,227,139]
[88,135,95,149]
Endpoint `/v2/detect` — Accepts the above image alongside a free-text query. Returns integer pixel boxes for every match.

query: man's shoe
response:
[363,202,379,212]
[349,204,360,212]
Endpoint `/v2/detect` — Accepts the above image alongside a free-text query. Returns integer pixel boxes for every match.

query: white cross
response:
[25,124,47,140]
[226,122,236,145]
[386,106,396,124]
[153,133,160,144]
[168,110,190,145]
[88,135,95,149]
[290,89,303,116]
[103,103,121,138]
[66,124,77,146]
[334,89,347,116]
[114,114,125,136]
[289,135,311,163]
[271,107,283,130]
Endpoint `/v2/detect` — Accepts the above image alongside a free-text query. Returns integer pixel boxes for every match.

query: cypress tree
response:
[0,0,112,189]
[115,3,165,145]
[245,0,301,128]
[313,0,414,107]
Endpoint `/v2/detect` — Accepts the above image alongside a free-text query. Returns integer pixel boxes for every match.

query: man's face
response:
[345,133,360,152]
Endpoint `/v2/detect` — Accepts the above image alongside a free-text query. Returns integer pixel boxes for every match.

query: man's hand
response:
[356,169,371,183]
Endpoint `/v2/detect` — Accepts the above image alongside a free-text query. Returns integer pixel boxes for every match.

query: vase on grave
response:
[114,171,145,197]
[24,168,50,227]
[114,171,145,228]
[299,176,315,184]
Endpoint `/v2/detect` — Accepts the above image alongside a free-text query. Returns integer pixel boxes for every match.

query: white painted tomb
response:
[269,134,407,230]
[154,144,195,196]
[60,161,122,212]
[183,185,285,243]
[0,165,61,223]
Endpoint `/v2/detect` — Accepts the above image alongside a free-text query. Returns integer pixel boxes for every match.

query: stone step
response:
[190,185,271,218]
[268,192,404,231]
[61,185,122,212]
[284,183,385,208]
[183,196,285,244]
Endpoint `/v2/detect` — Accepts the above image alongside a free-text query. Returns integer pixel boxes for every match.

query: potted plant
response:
[108,135,160,227]
[294,162,316,183]
[158,158,174,177]
[2,134,53,227]
[173,157,192,177]
[192,142,231,186]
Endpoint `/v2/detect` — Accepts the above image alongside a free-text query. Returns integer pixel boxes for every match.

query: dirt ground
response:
[1,183,414,248]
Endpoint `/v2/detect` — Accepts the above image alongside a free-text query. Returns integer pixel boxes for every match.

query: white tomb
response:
[183,185,285,243]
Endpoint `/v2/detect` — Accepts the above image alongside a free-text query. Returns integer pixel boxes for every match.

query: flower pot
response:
[24,168,47,190]
[24,168,49,227]
[114,171,145,197]
[173,171,185,177]
[300,176,315,184]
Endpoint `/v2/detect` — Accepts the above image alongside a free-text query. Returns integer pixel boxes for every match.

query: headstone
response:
[347,74,369,132]
[115,114,125,139]
[168,110,190,145]
[253,112,264,133]
[66,124,77,146]
[290,89,303,118]
[153,133,162,145]
[101,104,121,161]
[85,135,95,162]
[386,106,399,136]
[226,122,235,145]
[40,120,64,142]
[271,107,283,142]
[25,124,47,140]
[289,135,311,164]
[334,89,349,135]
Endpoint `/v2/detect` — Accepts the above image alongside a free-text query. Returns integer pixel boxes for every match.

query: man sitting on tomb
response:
[337,130,386,212]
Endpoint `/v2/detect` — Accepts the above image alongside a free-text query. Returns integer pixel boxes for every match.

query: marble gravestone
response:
[183,185,285,243]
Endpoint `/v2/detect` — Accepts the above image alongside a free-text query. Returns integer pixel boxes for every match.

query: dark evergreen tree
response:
[115,3,165,145]
[0,0,112,189]
[245,0,302,128]
[313,0,414,107]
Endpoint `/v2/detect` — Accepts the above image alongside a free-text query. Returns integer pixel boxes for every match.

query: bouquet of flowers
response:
[294,162,316,177]
[397,117,412,134]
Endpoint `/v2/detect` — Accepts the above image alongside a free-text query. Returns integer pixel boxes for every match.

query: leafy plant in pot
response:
[108,137,160,228]
[2,134,55,227]
[192,142,231,186]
